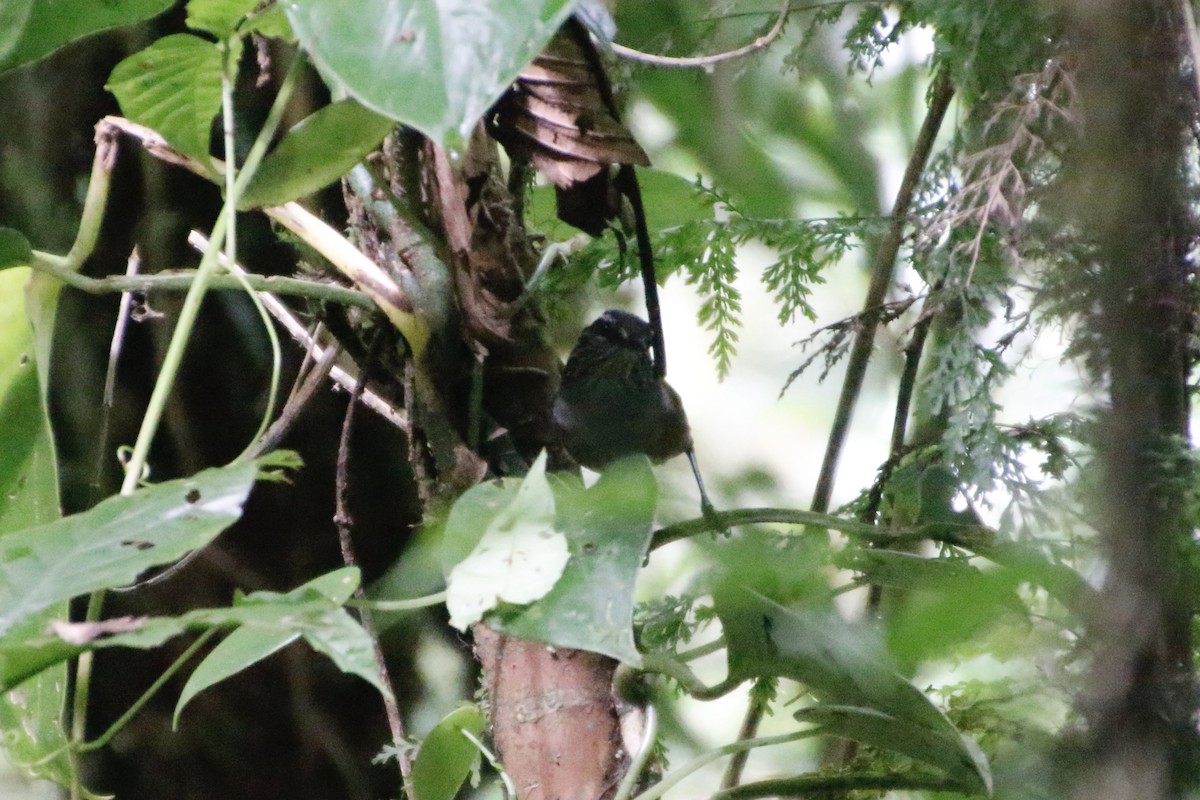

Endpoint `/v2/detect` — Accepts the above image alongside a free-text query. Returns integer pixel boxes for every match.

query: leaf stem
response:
[632,730,820,800]
[117,54,299,495]
[345,592,448,612]
[77,629,218,753]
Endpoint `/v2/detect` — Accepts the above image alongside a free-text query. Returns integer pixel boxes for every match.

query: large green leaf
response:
[106,33,224,164]
[0,261,67,785]
[0,268,57,534]
[488,456,656,666]
[714,589,989,791]
[285,0,580,147]
[411,705,487,800]
[0,461,260,636]
[0,0,172,74]
[0,617,71,785]
[238,99,396,209]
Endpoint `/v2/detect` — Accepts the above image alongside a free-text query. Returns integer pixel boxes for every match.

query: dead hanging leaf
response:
[490,17,648,235]
[49,616,149,645]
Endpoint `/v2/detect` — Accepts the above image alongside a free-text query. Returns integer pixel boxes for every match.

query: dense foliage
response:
[0,2,1196,800]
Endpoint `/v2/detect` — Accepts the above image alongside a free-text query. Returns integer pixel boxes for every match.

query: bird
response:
[553,309,719,523]
[553,309,691,468]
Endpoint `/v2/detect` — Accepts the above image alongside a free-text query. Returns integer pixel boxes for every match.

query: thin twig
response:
[29,253,376,310]
[611,0,790,68]
[188,230,408,431]
[333,336,414,796]
[810,70,955,513]
[92,247,141,502]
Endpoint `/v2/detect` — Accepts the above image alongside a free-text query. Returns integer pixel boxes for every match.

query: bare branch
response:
[611,0,790,68]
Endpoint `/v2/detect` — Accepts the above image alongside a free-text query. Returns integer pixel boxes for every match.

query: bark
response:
[1064,1,1199,796]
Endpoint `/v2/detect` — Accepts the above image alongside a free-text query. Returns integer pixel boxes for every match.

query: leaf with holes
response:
[0,461,261,636]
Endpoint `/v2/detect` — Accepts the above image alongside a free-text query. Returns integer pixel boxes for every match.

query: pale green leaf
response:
[445,452,568,630]
[490,455,656,666]
[186,0,258,38]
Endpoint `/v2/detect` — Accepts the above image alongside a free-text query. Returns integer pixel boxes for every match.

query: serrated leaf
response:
[238,99,395,209]
[445,452,569,630]
[0,461,260,636]
[285,0,580,147]
[186,0,258,38]
[106,33,223,163]
[412,705,487,800]
[489,455,656,666]
[242,4,295,41]
[0,0,173,74]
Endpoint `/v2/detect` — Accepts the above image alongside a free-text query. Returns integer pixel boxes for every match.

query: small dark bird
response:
[554,310,718,521]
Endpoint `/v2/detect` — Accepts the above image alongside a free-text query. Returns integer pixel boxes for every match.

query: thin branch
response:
[332,337,413,796]
[611,0,790,68]
[188,230,408,431]
[810,70,955,513]
[707,772,965,799]
[30,252,376,310]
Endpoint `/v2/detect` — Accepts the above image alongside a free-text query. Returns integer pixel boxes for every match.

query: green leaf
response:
[173,567,384,726]
[489,456,657,666]
[884,567,1025,672]
[0,617,72,786]
[526,169,715,241]
[0,0,173,74]
[714,589,989,791]
[445,452,569,630]
[412,705,487,800]
[174,625,297,728]
[106,33,223,164]
[794,705,992,794]
[242,4,295,41]
[0,268,58,534]
[0,264,67,786]
[0,228,32,270]
[285,0,580,147]
[186,0,258,38]
[238,99,396,209]
[440,480,514,577]
[0,569,377,697]
[0,460,260,636]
